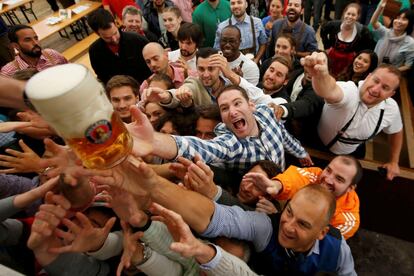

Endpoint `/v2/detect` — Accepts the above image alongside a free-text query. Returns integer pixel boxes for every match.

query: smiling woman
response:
[158,6,183,50]
[321,3,376,78]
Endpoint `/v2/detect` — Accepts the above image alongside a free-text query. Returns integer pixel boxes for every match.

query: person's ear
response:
[10,42,19,51]
[249,100,256,111]
[317,225,330,241]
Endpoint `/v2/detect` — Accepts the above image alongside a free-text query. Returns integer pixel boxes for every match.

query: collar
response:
[231,13,249,24]
[15,52,44,69]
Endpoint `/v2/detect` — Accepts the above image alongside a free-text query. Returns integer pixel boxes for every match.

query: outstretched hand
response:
[149,202,214,264]
[243,172,282,197]
[0,139,43,174]
[300,52,329,78]
[126,106,154,157]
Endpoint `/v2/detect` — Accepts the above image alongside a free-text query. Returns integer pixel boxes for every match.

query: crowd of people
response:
[0,0,413,275]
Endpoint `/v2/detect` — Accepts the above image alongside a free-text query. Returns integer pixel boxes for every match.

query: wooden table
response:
[0,0,37,24]
[30,1,102,42]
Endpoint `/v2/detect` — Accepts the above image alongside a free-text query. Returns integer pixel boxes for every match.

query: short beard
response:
[22,46,42,58]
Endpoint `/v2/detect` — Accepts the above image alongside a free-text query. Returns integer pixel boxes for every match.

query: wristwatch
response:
[134,242,152,267]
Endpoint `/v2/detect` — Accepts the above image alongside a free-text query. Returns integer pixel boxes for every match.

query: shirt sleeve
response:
[200,245,258,275]
[86,231,123,260]
[173,133,243,164]
[255,18,268,45]
[214,23,224,50]
[201,202,273,252]
[336,237,357,276]
[279,121,307,158]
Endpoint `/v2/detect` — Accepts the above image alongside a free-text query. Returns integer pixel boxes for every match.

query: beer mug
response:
[25,64,132,169]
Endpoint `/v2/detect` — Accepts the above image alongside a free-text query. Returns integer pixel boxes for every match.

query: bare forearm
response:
[0,77,26,109]
[370,3,384,29]
[312,73,342,103]
[151,176,215,233]
[254,44,267,62]
[388,130,403,164]
[152,133,179,160]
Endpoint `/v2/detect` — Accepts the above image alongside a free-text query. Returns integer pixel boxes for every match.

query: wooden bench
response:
[399,77,414,168]
[62,33,98,62]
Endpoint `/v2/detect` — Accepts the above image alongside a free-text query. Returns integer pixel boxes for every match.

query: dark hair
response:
[216,84,249,102]
[336,155,363,186]
[391,9,414,36]
[196,104,221,122]
[177,23,204,47]
[87,8,115,33]
[338,49,378,82]
[106,75,140,97]
[155,112,198,136]
[221,25,241,39]
[276,33,296,51]
[8,24,33,43]
[196,47,219,61]
[248,160,281,178]
[148,73,174,89]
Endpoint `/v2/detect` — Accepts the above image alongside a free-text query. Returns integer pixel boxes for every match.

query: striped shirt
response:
[174,104,307,171]
[1,49,68,77]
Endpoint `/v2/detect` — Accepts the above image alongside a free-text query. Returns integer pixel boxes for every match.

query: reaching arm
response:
[302,52,344,104]
[370,0,387,30]
[0,76,26,109]
[254,44,267,64]
[381,130,403,180]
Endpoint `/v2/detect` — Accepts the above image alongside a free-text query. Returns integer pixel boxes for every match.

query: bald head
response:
[142,42,169,74]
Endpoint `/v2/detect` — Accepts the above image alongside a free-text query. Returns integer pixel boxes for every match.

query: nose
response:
[119,99,127,109]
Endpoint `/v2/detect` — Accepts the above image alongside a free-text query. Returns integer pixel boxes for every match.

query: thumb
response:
[103,217,117,233]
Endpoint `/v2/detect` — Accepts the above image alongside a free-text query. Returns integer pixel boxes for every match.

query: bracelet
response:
[130,210,152,232]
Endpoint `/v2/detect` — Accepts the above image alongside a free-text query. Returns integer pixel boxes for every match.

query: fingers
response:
[130,105,149,125]
[18,139,33,153]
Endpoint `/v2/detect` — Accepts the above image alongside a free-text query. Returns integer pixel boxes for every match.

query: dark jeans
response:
[305,0,324,30]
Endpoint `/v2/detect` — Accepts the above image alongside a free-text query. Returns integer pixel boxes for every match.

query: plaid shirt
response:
[1,49,68,77]
[174,105,307,171]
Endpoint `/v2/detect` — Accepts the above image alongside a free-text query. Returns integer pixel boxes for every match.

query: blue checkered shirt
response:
[214,14,268,54]
[173,105,307,171]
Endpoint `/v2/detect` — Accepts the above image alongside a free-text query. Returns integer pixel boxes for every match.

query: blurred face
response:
[160,121,178,135]
[143,46,169,74]
[286,0,303,22]
[163,11,182,34]
[237,165,267,204]
[343,6,358,26]
[179,39,197,57]
[220,28,241,61]
[196,117,219,140]
[230,0,247,18]
[145,102,167,126]
[154,0,164,7]
[393,13,409,34]
[353,53,371,74]
[123,13,142,32]
[83,209,111,228]
[278,193,329,252]
[98,23,120,45]
[262,61,289,92]
[197,57,221,87]
[319,157,356,197]
[218,89,258,138]
[109,86,137,121]
[149,80,169,90]
[275,37,294,58]
[269,0,283,18]
[359,68,399,107]
[15,28,42,58]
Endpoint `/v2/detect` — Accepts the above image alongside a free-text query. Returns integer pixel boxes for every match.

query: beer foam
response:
[26,64,87,99]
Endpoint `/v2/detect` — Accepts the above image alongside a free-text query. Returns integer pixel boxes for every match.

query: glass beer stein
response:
[25,64,132,169]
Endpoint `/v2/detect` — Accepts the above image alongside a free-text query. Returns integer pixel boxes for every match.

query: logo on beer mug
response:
[86,120,112,144]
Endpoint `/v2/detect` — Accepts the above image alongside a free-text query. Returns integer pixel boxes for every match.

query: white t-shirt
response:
[318,81,402,154]
[168,49,197,71]
[228,53,260,86]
